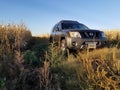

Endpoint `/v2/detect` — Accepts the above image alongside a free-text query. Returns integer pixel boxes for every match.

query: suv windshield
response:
[62,22,89,30]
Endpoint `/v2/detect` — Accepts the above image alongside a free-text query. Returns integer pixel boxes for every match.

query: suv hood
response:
[62,29,102,32]
[63,29,103,38]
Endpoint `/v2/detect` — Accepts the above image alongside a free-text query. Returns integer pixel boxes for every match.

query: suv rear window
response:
[62,22,89,30]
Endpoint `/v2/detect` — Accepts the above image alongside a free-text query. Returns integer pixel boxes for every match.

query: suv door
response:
[55,23,62,42]
[50,23,62,43]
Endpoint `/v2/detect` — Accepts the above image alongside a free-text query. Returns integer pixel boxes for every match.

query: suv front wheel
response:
[60,39,67,52]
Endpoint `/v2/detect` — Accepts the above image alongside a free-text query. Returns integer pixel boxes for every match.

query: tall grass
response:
[75,48,120,90]
[0,23,32,53]
[50,47,120,90]
[1,23,120,90]
[0,23,32,90]
[104,30,120,48]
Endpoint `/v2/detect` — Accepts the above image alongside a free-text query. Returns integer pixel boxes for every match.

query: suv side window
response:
[55,25,58,32]
[53,24,60,32]
[57,23,61,31]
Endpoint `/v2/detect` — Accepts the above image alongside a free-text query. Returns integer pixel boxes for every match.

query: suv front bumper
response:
[66,37,107,50]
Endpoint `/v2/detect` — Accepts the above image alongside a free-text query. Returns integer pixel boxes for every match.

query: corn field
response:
[0,23,120,90]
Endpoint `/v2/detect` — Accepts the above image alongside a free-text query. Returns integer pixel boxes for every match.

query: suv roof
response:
[60,20,79,23]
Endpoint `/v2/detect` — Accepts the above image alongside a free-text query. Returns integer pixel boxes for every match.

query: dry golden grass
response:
[35,33,50,38]
[58,48,120,90]
[1,23,120,90]
[104,30,120,40]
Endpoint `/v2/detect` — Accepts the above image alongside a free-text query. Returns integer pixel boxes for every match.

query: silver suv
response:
[50,20,107,51]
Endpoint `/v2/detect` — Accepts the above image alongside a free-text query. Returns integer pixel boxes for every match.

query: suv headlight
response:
[101,32,106,37]
[69,32,81,38]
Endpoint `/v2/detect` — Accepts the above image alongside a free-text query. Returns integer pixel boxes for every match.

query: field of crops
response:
[0,23,120,90]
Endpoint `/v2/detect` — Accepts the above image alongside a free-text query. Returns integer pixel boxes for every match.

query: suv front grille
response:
[80,32,100,38]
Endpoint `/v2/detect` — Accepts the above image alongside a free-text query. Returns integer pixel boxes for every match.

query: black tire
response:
[49,37,53,43]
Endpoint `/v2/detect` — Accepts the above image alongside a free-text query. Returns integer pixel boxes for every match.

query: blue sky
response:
[0,0,120,35]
